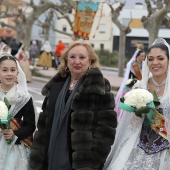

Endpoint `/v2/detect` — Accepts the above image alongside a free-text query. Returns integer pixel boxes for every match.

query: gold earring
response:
[65,67,69,72]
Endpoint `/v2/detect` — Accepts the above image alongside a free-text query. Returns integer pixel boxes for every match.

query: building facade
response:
[54,1,170,58]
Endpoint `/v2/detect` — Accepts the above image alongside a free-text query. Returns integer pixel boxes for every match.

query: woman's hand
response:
[0,129,15,140]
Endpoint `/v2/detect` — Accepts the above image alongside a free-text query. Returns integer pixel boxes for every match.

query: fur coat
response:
[29,68,117,170]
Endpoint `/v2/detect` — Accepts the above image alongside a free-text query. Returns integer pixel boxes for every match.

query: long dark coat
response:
[29,68,117,170]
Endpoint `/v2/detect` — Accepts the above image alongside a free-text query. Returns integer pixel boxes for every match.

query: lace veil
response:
[140,38,170,141]
[103,38,170,169]
[0,52,38,122]
[115,48,141,121]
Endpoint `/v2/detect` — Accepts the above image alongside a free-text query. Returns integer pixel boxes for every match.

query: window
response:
[99,25,105,33]
[100,44,104,50]
[63,25,67,32]
[122,18,131,27]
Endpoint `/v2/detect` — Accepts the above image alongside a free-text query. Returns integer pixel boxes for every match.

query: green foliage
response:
[95,50,118,67]
[4,97,11,110]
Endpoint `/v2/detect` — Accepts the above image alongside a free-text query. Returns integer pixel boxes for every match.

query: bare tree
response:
[107,1,131,77]
[35,10,54,41]
[142,0,170,46]
[0,0,73,47]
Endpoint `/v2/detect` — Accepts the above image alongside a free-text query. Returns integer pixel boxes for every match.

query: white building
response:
[54,1,170,57]
[54,2,114,52]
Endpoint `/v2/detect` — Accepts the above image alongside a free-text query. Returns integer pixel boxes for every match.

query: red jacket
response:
[54,42,65,57]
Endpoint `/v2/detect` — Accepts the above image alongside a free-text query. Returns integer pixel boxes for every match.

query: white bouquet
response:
[119,88,160,125]
[0,98,12,144]
[0,101,8,119]
[120,89,166,138]
[124,88,153,109]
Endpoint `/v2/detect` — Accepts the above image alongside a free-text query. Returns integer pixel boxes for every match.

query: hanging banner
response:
[73,0,99,40]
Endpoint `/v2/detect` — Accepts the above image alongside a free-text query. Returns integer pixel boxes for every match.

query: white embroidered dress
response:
[103,38,170,170]
[0,54,37,170]
[0,84,31,170]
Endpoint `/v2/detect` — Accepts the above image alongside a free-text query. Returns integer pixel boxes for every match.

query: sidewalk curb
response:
[32,76,50,83]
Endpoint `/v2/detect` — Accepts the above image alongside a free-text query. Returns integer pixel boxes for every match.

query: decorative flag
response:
[73,0,99,40]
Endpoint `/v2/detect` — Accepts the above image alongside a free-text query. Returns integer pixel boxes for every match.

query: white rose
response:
[125,79,133,86]
[0,101,8,119]
[124,89,153,109]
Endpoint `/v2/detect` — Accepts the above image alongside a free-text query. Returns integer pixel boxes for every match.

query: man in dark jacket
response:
[9,38,20,56]
[30,40,39,65]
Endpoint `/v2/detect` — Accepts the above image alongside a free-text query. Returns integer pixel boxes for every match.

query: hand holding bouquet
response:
[119,88,160,125]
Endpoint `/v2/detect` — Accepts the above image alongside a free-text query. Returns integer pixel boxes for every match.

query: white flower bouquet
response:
[124,78,137,90]
[0,97,12,144]
[124,88,153,109]
[119,88,160,125]
[0,101,8,119]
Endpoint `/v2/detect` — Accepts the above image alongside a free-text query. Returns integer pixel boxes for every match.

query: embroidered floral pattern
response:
[138,108,170,154]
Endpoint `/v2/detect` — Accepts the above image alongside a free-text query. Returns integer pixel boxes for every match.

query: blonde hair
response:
[58,39,100,75]
[136,43,144,50]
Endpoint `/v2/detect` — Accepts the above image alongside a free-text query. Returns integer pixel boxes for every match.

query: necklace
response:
[0,84,15,94]
[0,85,9,94]
[70,81,77,88]
[151,77,166,94]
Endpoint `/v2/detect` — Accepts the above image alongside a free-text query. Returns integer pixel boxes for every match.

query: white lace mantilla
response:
[0,135,30,170]
[0,84,30,116]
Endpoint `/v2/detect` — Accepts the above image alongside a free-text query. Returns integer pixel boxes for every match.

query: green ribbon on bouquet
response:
[119,91,160,126]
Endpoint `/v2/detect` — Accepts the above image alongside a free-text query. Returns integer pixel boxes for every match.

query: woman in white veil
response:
[36,41,52,70]
[103,38,170,170]
[115,44,145,121]
[0,52,38,170]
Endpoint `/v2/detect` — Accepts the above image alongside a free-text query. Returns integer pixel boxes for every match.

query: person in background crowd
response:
[103,38,170,170]
[0,52,36,170]
[0,44,11,54]
[129,46,146,80]
[36,41,52,70]
[0,38,5,51]
[17,45,32,83]
[54,40,66,57]
[9,39,20,56]
[115,44,146,121]
[54,40,66,67]
[29,40,39,66]
[28,39,117,170]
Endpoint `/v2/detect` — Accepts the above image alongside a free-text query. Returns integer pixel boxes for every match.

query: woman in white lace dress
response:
[103,38,170,170]
[0,52,36,170]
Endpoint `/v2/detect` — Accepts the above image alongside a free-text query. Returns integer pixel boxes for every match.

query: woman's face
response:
[0,60,18,88]
[137,52,145,62]
[147,48,168,78]
[67,45,91,78]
